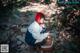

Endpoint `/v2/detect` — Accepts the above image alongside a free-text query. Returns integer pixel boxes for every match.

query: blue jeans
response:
[25,30,36,46]
[25,30,46,47]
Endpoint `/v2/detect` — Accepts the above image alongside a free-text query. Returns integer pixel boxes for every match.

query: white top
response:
[28,21,49,44]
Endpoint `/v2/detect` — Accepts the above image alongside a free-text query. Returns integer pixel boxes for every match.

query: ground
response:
[0,2,78,53]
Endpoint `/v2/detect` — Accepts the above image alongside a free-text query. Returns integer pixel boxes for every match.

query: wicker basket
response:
[40,35,53,52]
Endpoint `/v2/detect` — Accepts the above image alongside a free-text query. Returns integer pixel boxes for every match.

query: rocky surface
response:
[1,1,77,53]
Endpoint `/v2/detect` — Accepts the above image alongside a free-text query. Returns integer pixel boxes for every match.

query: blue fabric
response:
[25,30,36,46]
[40,28,47,34]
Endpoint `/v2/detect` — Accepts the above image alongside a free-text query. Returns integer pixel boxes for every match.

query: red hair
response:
[35,12,44,23]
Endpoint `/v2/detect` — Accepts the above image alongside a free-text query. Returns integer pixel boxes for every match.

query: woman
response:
[25,12,50,47]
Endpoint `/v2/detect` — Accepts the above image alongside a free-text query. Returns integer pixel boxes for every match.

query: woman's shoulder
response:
[28,21,40,30]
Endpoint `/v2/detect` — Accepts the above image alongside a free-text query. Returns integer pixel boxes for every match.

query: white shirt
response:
[28,21,49,44]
